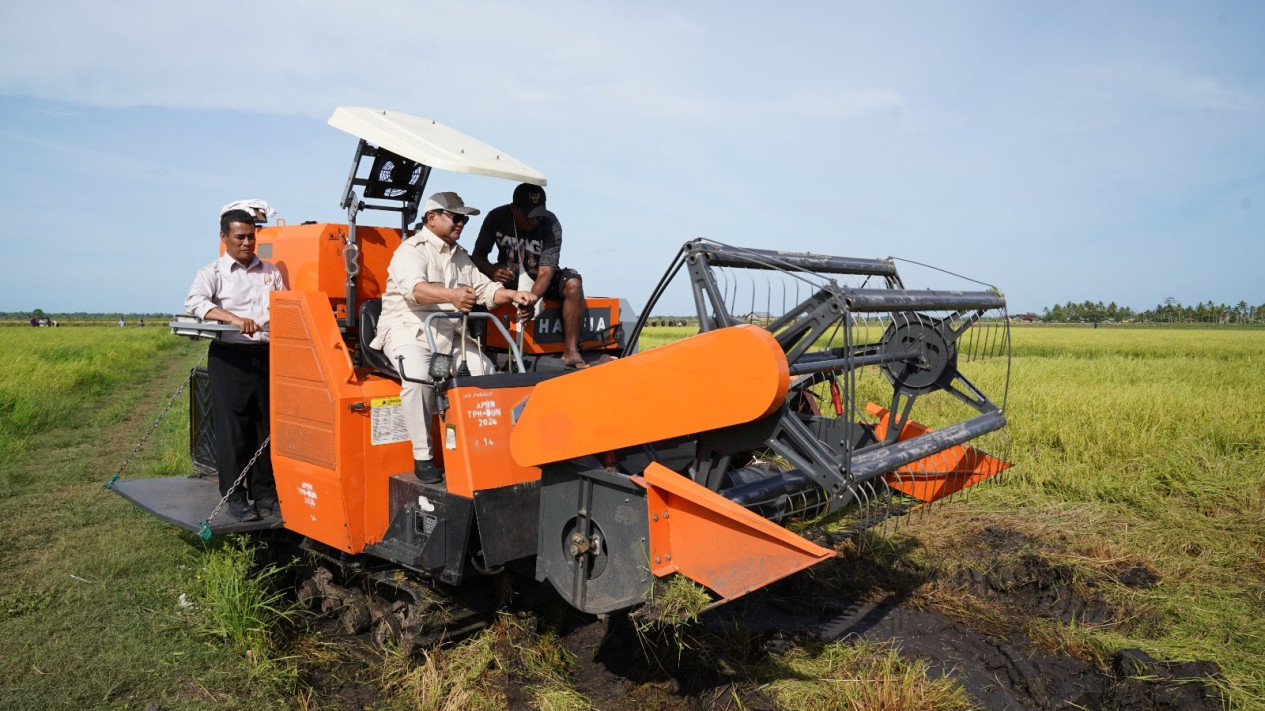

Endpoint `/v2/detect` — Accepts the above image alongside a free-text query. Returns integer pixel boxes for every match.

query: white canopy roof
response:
[328,107,546,186]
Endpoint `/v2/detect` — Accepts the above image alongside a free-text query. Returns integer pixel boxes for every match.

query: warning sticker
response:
[445,424,457,450]
[370,397,410,445]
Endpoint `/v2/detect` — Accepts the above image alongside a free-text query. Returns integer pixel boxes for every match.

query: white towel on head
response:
[219,199,276,223]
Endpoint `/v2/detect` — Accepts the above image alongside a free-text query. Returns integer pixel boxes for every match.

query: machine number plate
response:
[369,396,410,445]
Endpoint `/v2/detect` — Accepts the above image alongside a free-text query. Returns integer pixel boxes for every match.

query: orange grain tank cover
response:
[510,324,789,467]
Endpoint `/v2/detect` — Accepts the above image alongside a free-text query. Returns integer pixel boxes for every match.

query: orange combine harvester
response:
[114,108,1012,640]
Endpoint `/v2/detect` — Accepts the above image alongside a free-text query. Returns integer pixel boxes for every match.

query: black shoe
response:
[227,496,260,522]
[254,497,279,517]
[414,459,443,484]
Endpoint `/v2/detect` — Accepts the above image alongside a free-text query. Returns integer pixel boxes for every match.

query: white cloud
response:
[1,1,1263,313]
[0,2,704,118]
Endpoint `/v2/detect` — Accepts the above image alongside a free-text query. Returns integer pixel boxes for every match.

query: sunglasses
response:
[441,210,469,225]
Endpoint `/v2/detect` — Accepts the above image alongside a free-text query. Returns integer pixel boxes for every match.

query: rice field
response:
[641,323,1265,706]
[934,326,1264,706]
[0,324,1261,708]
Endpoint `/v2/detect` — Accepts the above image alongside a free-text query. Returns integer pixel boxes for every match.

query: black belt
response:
[211,340,269,350]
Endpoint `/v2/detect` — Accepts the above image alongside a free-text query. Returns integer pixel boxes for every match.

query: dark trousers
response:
[208,341,275,500]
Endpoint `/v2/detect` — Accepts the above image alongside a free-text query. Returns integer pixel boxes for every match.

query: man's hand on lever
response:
[450,286,478,313]
[513,291,539,322]
[231,316,262,335]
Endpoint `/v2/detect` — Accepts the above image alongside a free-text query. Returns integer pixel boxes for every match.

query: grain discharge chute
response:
[112,108,1012,642]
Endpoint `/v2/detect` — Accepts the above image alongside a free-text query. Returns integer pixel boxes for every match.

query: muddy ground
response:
[304,523,1224,710]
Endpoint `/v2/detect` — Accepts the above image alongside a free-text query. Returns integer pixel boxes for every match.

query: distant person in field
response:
[118,318,125,328]
[472,183,590,369]
[184,200,286,522]
[371,192,537,485]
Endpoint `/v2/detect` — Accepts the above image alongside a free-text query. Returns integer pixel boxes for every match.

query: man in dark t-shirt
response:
[472,183,589,368]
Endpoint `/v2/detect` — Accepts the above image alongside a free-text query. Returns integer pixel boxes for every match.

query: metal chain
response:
[104,349,209,489]
[197,435,270,540]
[105,341,273,540]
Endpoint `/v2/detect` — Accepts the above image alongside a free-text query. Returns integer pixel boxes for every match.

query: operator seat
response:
[357,299,399,378]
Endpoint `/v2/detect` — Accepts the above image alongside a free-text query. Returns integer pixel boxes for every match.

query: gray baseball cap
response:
[423,191,480,216]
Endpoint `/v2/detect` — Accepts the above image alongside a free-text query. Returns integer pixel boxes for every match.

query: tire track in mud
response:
[724,594,1221,710]
[708,525,1224,710]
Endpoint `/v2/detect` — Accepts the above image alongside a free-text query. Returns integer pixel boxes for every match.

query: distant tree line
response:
[0,310,176,327]
[1040,299,1264,324]
[2,310,174,321]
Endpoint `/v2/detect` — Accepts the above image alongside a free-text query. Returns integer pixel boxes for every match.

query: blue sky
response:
[1,1,1262,316]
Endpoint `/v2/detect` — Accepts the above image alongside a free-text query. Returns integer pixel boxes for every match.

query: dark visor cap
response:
[512,183,547,219]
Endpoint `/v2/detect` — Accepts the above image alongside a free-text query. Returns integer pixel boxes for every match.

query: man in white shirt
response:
[184,206,287,521]
[371,192,537,484]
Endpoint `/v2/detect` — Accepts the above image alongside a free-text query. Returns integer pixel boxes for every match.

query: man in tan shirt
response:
[371,192,537,484]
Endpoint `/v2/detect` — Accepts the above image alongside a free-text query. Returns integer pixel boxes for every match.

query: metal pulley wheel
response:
[880,313,958,395]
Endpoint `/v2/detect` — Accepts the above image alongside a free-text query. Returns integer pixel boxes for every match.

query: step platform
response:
[111,475,284,535]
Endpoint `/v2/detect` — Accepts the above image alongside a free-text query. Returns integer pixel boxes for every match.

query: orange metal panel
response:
[269,299,338,470]
[344,225,403,300]
[356,375,415,543]
[270,291,421,553]
[865,403,1012,502]
[256,224,332,295]
[270,297,338,471]
[639,462,833,601]
[485,297,623,354]
[255,223,404,309]
[274,458,353,550]
[510,325,790,467]
[438,384,542,498]
[271,292,360,551]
